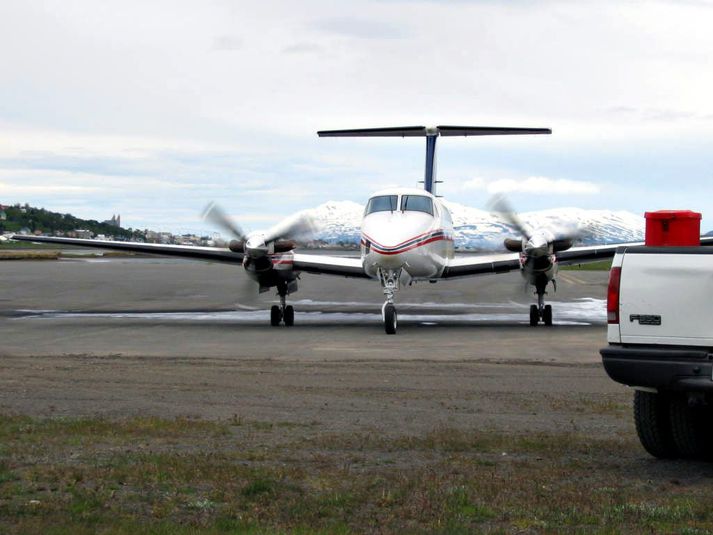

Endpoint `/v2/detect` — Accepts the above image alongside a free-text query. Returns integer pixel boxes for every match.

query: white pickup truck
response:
[601,244,713,459]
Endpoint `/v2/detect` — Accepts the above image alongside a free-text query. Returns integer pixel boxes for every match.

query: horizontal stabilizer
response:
[318,126,427,137]
[437,126,551,136]
[318,125,551,137]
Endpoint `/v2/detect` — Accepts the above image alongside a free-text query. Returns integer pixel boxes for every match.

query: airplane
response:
[13,124,642,334]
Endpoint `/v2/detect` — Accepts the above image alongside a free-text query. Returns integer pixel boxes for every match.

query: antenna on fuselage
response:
[318,125,552,196]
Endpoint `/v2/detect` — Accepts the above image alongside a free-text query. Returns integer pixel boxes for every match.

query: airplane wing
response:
[10,235,244,264]
[10,234,368,275]
[442,245,624,279]
[443,237,713,279]
[292,252,370,279]
[442,252,522,279]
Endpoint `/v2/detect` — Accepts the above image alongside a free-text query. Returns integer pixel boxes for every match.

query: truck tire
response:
[634,390,678,459]
[669,395,711,460]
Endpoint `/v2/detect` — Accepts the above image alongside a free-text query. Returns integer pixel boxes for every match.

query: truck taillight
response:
[607,266,621,324]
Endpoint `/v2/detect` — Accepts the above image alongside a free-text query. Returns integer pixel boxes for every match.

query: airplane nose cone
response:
[525,235,549,256]
[246,235,268,256]
[362,211,433,249]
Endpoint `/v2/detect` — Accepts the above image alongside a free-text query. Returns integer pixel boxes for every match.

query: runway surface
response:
[0,255,607,359]
[0,255,627,439]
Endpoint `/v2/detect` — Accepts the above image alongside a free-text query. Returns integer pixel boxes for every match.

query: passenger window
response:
[365,195,398,215]
[401,195,433,215]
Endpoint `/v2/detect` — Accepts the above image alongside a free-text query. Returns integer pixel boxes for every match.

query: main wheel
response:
[270,305,282,326]
[669,394,712,459]
[384,304,397,335]
[283,305,295,327]
[634,390,678,459]
[543,304,553,326]
[529,305,539,327]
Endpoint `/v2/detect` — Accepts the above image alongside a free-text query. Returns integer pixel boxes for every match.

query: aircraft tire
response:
[543,305,553,326]
[529,305,539,327]
[384,304,397,335]
[633,390,678,459]
[283,305,295,327]
[270,305,282,326]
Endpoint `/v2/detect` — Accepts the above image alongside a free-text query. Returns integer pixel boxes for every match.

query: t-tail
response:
[318,125,551,196]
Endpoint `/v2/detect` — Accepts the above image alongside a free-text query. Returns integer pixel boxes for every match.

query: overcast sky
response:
[1,0,713,233]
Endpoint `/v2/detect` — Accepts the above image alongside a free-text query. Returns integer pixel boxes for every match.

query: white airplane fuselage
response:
[359,188,455,281]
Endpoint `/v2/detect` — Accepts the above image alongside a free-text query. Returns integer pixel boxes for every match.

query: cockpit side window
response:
[365,195,398,215]
[401,195,433,215]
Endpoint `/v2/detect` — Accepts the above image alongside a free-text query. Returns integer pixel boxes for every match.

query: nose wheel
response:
[383,303,398,335]
[379,268,401,335]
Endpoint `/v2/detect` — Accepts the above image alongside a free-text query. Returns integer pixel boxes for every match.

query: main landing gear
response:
[379,268,401,335]
[270,283,294,327]
[529,278,553,327]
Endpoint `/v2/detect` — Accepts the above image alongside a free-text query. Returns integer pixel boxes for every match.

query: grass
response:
[2,413,713,534]
[561,259,613,271]
[0,241,70,250]
[0,242,136,260]
[0,250,60,260]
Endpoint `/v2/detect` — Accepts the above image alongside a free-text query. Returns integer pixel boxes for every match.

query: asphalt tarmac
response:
[0,255,626,437]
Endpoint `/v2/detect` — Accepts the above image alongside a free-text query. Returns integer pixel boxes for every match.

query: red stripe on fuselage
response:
[362,229,445,249]
[366,235,450,256]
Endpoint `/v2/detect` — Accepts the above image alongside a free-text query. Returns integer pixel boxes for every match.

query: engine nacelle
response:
[552,238,573,252]
[504,238,523,252]
[273,239,296,253]
[228,239,245,253]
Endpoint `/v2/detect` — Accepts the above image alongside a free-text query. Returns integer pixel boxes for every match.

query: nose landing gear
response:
[379,268,401,335]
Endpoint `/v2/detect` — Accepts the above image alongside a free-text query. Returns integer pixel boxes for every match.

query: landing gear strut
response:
[529,278,553,327]
[270,283,294,327]
[379,268,401,335]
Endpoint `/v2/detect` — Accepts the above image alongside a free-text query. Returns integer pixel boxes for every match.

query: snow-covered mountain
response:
[307,200,645,250]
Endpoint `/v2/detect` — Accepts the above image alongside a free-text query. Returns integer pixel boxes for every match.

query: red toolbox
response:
[645,210,701,246]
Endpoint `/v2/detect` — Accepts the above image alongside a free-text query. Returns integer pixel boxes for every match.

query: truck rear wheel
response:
[634,390,678,459]
[669,395,712,460]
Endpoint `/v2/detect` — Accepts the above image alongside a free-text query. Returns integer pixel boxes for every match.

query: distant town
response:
[0,203,221,247]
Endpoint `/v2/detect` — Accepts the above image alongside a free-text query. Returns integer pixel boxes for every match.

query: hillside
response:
[0,204,141,240]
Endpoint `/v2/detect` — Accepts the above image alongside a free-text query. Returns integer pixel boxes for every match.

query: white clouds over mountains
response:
[463,176,600,196]
[1,1,713,231]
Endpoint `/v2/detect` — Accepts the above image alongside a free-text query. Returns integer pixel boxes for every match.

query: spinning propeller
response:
[202,202,319,308]
[202,202,318,256]
[488,194,576,257]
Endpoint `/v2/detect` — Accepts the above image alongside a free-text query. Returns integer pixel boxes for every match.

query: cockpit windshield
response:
[365,195,398,215]
[401,195,433,215]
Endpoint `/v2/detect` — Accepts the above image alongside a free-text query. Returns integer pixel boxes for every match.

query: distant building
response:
[103,214,121,227]
[0,210,6,221]
[72,229,93,239]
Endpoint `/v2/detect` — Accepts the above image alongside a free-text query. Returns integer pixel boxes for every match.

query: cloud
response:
[312,17,407,39]
[212,35,243,51]
[463,176,600,195]
[282,42,325,55]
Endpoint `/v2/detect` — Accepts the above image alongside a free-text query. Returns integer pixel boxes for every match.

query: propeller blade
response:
[263,211,319,244]
[233,272,262,309]
[487,194,531,240]
[202,202,246,241]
